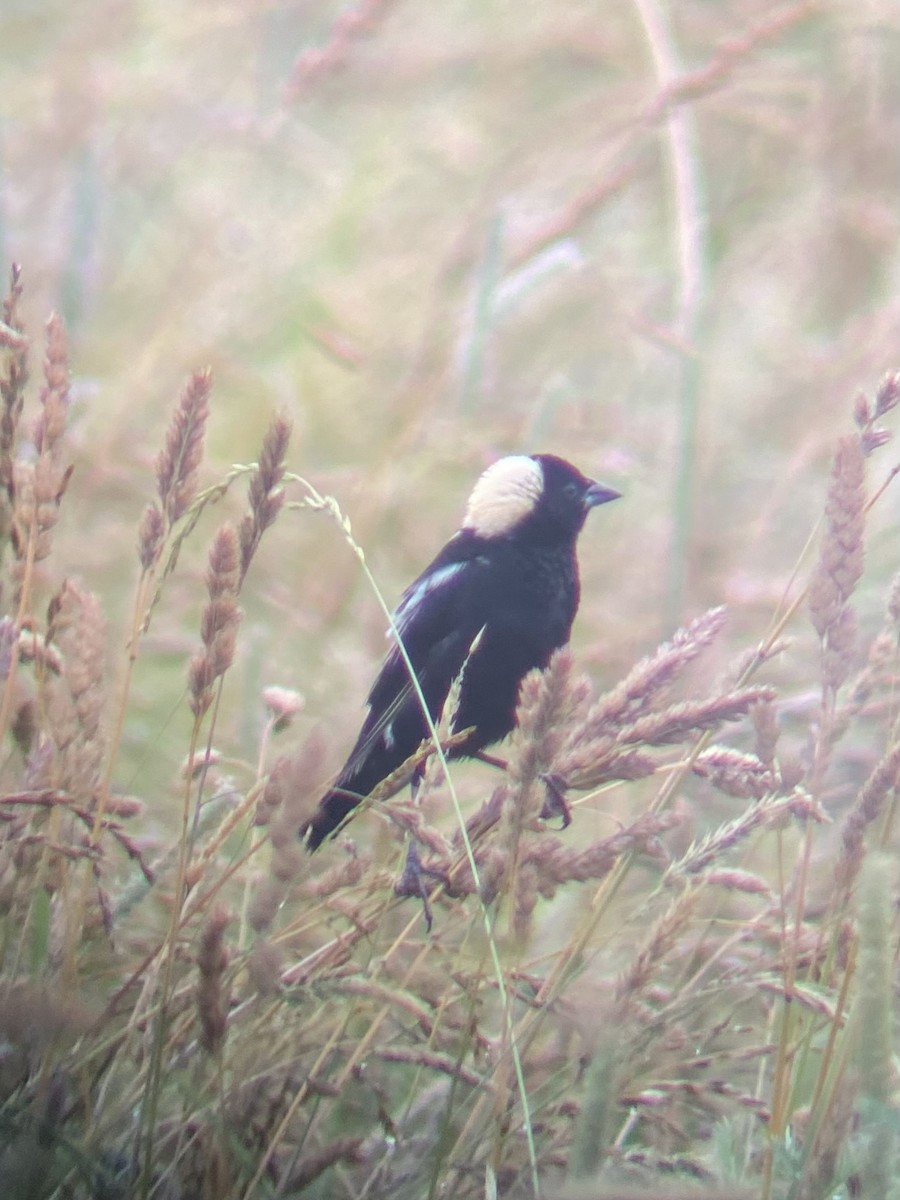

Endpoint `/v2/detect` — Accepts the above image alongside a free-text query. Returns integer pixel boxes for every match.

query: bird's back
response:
[303,534,579,849]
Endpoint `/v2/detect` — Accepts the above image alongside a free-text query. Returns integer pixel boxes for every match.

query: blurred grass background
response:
[1,5,899,1196]
[0,0,897,805]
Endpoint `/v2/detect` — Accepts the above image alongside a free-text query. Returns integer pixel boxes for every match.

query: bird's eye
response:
[563,481,581,500]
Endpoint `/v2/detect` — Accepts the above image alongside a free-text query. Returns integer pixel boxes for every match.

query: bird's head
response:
[462,453,620,544]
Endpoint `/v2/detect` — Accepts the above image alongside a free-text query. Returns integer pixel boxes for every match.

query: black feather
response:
[302,454,619,849]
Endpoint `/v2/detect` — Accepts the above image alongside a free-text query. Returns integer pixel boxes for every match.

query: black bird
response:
[302,454,620,850]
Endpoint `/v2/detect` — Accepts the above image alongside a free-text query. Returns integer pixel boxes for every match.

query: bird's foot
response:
[474,749,508,772]
[539,773,572,828]
[394,841,450,932]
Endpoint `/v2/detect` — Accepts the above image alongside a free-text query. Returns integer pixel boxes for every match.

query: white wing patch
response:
[391,561,468,637]
[462,455,543,538]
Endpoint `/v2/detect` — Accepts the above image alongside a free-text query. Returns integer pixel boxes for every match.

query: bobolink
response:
[302,454,620,850]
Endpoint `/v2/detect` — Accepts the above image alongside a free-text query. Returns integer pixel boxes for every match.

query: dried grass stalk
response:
[509,649,589,788]
[873,370,900,417]
[137,502,166,572]
[279,1137,365,1193]
[854,855,896,1200]
[305,847,372,901]
[247,937,284,996]
[0,265,28,505]
[458,811,678,904]
[555,685,772,793]
[0,978,88,1053]
[189,525,241,719]
[249,733,329,931]
[692,745,777,800]
[615,888,701,1005]
[808,434,865,685]
[496,650,588,922]
[855,370,900,454]
[663,790,827,883]
[698,868,772,896]
[137,370,212,578]
[155,368,211,526]
[9,314,73,574]
[239,413,291,581]
[834,743,900,898]
[567,1032,622,1179]
[752,699,779,771]
[614,687,775,747]
[563,607,727,750]
[196,906,230,1055]
[794,1071,858,1200]
[44,580,107,802]
[33,313,70,461]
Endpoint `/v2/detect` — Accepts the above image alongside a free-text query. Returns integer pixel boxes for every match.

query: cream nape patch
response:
[461,455,544,539]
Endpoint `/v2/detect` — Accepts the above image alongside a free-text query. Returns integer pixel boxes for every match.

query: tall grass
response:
[0,277,896,1198]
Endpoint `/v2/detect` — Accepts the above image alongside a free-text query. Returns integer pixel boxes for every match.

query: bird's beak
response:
[583,480,622,508]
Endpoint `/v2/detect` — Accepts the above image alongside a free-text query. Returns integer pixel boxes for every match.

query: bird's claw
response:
[394,841,450,932]
[539,772,572,828]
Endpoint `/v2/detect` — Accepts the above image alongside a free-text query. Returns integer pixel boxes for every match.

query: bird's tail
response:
[301,786,364,852]
[301,732,446,850]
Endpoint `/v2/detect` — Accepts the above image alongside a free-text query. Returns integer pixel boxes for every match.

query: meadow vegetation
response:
[0,2,898,1198]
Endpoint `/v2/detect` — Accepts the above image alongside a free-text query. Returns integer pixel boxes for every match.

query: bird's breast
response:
[456,543,579,677]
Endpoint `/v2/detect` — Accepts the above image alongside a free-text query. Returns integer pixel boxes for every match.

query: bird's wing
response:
[392,559,470,637]
[340,539,489,781]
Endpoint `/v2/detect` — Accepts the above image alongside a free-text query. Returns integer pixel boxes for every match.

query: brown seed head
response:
[155,369,211,524]
[137,502,165,571]
[189,525,242,717]
[196,907,230,1055]
[809,435,865,640]
[239,412,291,580]
[33,313,70,457]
